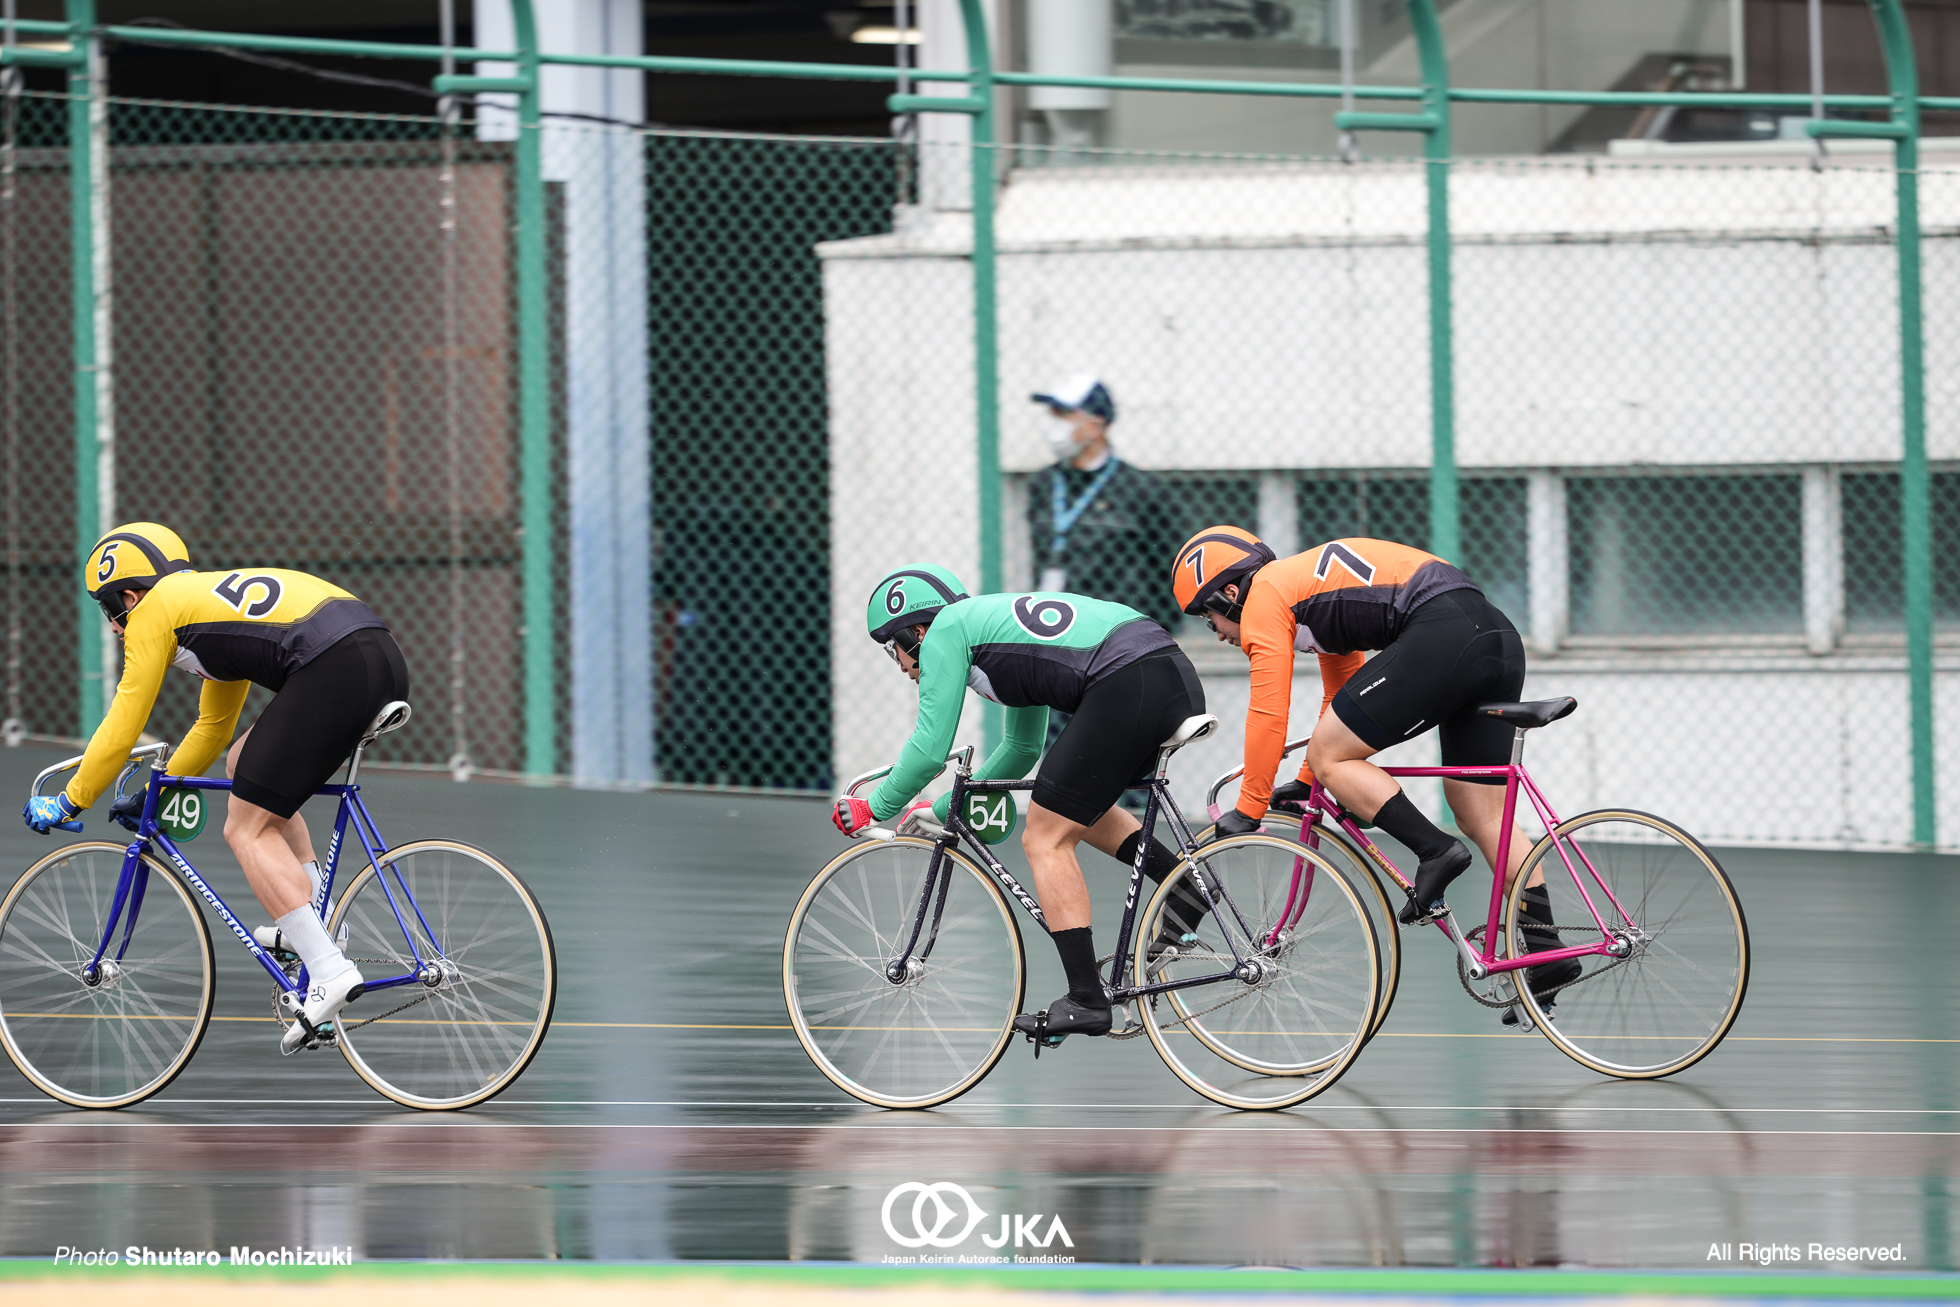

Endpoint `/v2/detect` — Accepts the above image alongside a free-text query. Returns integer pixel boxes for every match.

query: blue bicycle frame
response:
[81,765,445,1000]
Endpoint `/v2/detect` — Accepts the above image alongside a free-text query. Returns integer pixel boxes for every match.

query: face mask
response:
[1045,413,1087,461]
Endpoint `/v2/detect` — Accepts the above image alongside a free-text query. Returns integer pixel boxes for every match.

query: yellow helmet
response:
[86,523,192,624]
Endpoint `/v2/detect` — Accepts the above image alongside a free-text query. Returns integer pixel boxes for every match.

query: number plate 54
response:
[158,787,206,842]
[962,791,1018,846]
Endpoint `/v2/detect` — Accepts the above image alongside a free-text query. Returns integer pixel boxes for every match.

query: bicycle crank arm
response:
[1441,909,1488,980]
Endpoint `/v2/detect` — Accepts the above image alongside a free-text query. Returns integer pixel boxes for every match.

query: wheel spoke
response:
[0,846,212,1107]
[333,844,555,1109]
[787,841,1020,1108]
[1516,813,1748,1077]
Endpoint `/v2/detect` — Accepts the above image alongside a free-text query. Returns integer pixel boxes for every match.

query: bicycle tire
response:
[784,836,1024,1109]
[1206,810,1402,1041]
[1135,833,1378,1110]
[1503,809,1749,1079]
[329,840,557,1110]
[0,842,215,1109]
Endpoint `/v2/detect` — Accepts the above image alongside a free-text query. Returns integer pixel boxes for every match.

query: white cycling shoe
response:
[278,966,365,1055]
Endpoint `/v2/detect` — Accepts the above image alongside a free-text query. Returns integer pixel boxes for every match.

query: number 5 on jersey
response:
[214,572,283,619]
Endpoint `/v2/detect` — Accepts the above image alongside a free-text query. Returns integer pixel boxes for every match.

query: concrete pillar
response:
[1258,471,1298,559]
[1028,0,1112,154]
[476,0,653,786]
[915,0,1000,211]
[1527,469,1567,654]
[1802,464,1844,655]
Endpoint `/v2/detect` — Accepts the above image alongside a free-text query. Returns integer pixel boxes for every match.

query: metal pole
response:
[1412,0,1457,565]
[1330,1,1454,564]
[512,0,552,779]
[65,0,101,734]
[1868,0,1933,846]
[1338,0,1357,162]
[1808,0,1827,168]
[958,0,1001,753]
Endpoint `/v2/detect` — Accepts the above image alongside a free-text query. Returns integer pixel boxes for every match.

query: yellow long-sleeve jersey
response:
[66,568,388,810]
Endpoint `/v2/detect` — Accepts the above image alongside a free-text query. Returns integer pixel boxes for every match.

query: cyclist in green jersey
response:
[832,565,1211,1039]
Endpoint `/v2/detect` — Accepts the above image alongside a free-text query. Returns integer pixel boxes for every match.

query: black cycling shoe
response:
[1396,839,1473,925]
[1502,957,1584,1025]
[1013,993,1114,1044]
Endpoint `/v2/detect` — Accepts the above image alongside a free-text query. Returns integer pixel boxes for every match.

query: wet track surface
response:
[0,744,1954,1268]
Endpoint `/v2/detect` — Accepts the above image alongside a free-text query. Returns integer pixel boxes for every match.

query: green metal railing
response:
[1,0,1942,842]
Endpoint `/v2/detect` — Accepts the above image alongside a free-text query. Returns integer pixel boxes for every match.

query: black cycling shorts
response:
[232,627,411,819]
[1328,588,1524,785]
[1032,648,1206,827]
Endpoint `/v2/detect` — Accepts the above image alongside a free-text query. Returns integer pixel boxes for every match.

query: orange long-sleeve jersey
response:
[1233,538,1476,819]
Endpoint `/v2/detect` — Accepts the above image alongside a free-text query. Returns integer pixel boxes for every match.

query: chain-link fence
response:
[5,76,1955,848]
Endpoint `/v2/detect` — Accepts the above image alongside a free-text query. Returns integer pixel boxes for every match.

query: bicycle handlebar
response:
[840,744,977,840]
[1203,733,1312,819]
[842,744,975,800]
[31,741,170,800]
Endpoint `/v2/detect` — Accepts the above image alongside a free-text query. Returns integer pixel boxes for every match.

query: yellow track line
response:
[11,1015,1959,1042]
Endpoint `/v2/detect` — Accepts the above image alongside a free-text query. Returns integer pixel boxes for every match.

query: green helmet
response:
[866,564,969,652]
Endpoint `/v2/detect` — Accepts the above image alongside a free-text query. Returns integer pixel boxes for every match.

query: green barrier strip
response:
[1,1260,1956,1298]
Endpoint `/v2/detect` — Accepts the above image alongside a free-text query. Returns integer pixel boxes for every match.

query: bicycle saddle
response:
[1159,714,1219,751]
[1476,697,1577,729]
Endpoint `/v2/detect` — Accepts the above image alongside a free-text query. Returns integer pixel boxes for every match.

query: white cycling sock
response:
[275,904,354,986]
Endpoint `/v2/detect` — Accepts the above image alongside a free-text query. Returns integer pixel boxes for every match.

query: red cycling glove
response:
[831,795,874,837]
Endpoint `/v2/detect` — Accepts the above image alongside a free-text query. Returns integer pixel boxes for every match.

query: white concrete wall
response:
[820,157,1960,847]
[1105,0,1737,157]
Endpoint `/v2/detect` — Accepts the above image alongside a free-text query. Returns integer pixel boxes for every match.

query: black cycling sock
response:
[1516,884,1557,955]
[1050,926,1109,1008]
[1369,790,1457,863]
[1116,832,1211,936]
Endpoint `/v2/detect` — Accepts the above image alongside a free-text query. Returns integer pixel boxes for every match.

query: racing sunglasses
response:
[97,592,131,629]
[881,626,924,665]
[1198,587,1244,627]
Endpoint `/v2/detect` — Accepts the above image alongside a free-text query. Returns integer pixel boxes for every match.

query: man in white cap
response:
[1028,374,1182,631]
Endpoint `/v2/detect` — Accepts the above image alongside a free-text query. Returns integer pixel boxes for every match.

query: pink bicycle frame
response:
[1210,739,1637,975]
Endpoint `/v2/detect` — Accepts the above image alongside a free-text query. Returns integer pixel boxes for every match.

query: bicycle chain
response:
[339,989,433,1032]
[1098,949,1260,1041]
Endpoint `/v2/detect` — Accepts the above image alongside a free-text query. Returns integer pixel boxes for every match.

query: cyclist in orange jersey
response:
[1172,528,1580,1007]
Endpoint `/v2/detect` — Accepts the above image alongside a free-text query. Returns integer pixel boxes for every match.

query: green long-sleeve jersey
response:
[867,591,1176,821]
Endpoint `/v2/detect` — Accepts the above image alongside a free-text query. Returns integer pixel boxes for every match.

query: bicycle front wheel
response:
[329,840,557,1110]
[1505,810,1749,1079]
[785,837,1024,1109]
[1136,833,1378,1110]
[0,842,214,1109]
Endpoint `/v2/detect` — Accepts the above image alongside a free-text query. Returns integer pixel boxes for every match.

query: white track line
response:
[5,1098,1951,1113]
[0,1118,1953,1136]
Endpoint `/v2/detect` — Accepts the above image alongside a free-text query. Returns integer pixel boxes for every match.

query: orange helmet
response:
[1172,525,1276,620]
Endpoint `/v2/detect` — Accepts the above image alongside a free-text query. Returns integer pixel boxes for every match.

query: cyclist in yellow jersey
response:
[23,523,411,1054]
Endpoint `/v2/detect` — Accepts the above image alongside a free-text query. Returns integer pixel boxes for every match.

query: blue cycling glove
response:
[24,793,83,834]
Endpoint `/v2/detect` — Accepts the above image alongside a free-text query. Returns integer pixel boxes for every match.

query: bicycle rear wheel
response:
[1504,810,1748,1079]
[1135,833,1378,1110]
[785,837,1023,1109]
[329,840,556,1110]
[0,842,214,1109]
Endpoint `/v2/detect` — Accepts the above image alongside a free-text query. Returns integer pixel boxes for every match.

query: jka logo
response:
[880,1182,1073,1252]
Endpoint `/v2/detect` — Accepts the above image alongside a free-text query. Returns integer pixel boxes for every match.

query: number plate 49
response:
[158,787,206,842]
[963,791,1018,846]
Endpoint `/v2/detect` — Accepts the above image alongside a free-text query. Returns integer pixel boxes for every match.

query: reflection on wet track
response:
[0,750,1954,1268]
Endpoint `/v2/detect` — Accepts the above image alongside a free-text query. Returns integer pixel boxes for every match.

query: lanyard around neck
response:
[1050,459,1122,556]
